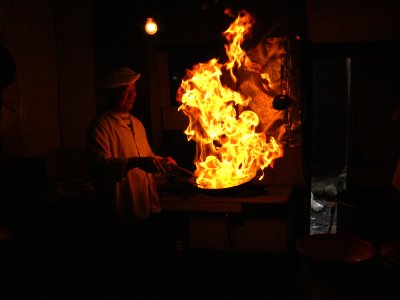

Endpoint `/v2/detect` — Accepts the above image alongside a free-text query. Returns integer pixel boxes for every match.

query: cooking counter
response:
[159,183,295,254]
[160,184,293,212]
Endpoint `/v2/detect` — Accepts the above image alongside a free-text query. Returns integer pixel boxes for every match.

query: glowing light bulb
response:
[145,18,158,35]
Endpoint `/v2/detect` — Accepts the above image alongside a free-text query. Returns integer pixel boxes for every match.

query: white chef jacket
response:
[87,111,161,222]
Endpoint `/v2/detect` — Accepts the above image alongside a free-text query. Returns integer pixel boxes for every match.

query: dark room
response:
[1,0,399,299]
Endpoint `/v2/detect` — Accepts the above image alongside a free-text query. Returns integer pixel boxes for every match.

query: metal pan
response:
[166,164,262,196]
[194,174,261,196]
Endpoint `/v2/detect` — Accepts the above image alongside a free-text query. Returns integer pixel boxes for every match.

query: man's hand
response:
[160,156,177,172]
[128,157,166,174]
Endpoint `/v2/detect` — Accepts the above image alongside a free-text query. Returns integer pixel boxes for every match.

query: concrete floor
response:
[1,188,399,300]
[1,199,299,300]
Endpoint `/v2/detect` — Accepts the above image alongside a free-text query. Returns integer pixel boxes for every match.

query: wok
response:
[166,164,263,196]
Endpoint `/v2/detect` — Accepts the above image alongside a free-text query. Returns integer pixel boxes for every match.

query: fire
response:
[177,9,283,189]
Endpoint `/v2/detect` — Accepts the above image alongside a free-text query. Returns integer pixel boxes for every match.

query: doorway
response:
[310,54,350,235]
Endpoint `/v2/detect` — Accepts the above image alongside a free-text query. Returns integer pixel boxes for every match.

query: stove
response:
[159,183,294,253]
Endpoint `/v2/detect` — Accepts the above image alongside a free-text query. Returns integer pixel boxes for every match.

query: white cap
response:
[101,67,141,89]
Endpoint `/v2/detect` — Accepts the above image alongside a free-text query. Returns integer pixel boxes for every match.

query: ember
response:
[177,9,284,189]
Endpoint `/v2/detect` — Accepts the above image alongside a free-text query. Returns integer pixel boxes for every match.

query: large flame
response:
[177,9,283,189]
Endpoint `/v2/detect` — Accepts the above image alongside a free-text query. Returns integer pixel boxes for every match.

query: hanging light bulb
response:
[145,18,158,35]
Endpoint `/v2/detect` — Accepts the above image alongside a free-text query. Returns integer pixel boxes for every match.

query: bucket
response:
[297,233,375,261]
[296,233,376,299]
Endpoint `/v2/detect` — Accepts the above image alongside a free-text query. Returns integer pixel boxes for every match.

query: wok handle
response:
[171,164,194,177]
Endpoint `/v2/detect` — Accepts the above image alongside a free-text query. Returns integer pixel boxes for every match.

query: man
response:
[86,67,177,298]
[87,66,176,224]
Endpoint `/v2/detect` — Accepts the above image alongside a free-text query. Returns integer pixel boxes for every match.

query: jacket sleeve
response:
[86,120,129,181]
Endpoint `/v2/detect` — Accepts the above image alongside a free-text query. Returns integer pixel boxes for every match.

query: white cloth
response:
[87,111,160,222]
[310,192,324,212]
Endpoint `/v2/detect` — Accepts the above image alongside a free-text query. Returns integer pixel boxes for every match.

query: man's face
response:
[116,83,137,113]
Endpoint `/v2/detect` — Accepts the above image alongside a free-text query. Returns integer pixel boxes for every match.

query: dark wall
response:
[91,0,149,116]
[91,1,400,190]
[309,41,400,190]
[2,0,398,184]
[348,43,400,190]
[306,0,400,189]
[91,0,307,166]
